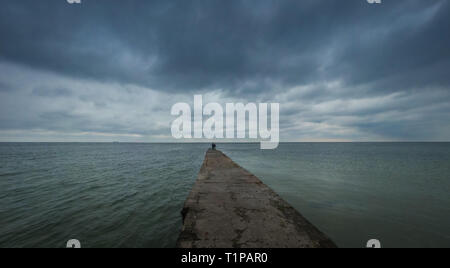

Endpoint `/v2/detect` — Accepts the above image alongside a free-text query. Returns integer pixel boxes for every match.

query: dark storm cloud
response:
[0,0,450,141]
[0,81,13,92]
[32,87,73,97]
[1,0,448,94]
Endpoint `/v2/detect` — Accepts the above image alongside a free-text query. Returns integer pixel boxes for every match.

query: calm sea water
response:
[0,143,449,248]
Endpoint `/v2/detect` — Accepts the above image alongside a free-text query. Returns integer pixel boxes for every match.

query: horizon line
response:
[0,141,449,144]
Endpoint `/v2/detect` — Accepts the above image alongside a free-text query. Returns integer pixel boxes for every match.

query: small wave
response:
[0,171,27,177]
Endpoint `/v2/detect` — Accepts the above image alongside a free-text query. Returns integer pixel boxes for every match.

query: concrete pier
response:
[177,149,337,248]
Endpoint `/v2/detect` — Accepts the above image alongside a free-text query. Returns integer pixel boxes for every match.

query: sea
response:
[0,142,449,248]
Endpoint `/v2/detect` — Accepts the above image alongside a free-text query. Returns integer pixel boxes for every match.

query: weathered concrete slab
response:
[177,150,337,248]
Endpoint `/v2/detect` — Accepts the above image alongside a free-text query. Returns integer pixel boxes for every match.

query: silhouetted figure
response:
[212,143,217,150]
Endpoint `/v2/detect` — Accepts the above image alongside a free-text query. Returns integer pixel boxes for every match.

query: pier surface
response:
[177,150,336,248]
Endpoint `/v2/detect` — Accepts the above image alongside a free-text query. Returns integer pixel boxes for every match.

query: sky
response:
[0,0,449,142]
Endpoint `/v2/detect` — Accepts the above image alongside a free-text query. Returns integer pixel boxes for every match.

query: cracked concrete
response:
[176,149,337,248]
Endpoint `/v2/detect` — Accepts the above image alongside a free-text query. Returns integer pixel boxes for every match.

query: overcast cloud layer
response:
[0,0,449,142]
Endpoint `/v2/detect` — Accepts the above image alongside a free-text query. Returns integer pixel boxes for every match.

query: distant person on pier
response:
[212,143,216,150]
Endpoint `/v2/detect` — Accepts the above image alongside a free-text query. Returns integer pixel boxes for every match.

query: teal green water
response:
[1,143,449,248]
